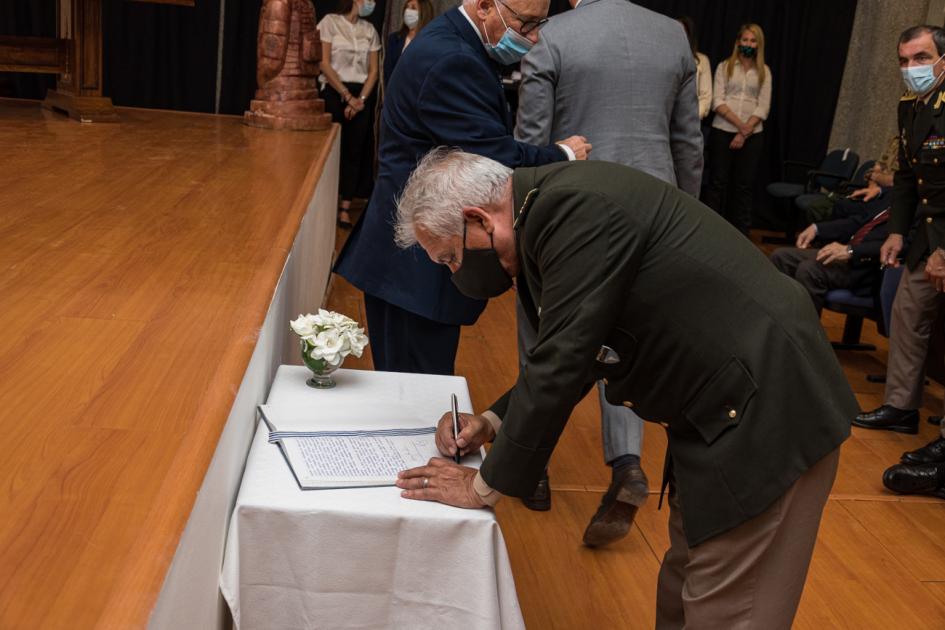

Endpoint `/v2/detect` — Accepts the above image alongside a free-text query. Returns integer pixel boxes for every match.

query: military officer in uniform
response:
[855,25,945,499]
[391,148,856,628]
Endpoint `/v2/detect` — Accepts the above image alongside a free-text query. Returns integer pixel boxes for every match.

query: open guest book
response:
[258,404,475,489]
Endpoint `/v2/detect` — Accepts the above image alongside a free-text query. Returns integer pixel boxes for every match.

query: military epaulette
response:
[901,91,918,102]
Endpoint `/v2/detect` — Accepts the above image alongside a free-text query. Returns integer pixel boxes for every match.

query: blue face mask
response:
[483,5,533,65]
[359,0,375,17]
[902,55,945,96]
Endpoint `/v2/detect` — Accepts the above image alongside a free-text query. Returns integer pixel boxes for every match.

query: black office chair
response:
[766,149,860,242]
[793,160,878,221]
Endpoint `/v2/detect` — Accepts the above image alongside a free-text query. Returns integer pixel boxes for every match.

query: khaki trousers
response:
[885,262,945,413]
[655,448,840,630]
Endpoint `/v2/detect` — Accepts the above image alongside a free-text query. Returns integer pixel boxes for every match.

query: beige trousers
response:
[655,448,840,630]
[885,262,944,415]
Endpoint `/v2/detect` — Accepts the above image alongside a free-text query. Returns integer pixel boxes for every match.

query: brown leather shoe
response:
[521,469,551,511]
[582,463,649,547]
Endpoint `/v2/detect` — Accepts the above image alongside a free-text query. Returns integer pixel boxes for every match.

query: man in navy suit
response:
[334,0,590,375]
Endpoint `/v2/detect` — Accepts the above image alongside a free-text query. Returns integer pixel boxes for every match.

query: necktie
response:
[849,209,890,246]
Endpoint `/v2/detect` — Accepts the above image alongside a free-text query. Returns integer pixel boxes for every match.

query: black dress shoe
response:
[521,470,551,511]
[582,463,649,547]
[929,415,944,426]
[882,462,945,499]
[853,405,919,434]
[902,437,945,465]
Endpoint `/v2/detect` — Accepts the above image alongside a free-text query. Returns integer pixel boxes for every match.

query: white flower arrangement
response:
[290,310,368,369]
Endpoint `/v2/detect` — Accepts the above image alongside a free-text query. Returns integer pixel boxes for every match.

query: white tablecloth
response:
[220,366,524,630]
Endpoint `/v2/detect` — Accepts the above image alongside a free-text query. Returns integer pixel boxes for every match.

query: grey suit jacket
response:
[515,0,703,195]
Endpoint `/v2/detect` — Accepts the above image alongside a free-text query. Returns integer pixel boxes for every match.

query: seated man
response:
[770,205,893,314]
[801,137,899,224]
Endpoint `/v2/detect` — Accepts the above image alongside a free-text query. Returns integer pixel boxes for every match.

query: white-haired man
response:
[393,148,855,627]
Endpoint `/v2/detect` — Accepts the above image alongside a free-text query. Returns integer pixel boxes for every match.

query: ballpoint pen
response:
[451,393,461,463]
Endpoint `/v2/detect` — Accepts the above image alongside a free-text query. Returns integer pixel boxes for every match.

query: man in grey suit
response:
[514,0,703,546]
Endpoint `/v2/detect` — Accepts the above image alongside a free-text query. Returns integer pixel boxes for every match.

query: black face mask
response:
[738,45,757,58]
[450,223,513,300]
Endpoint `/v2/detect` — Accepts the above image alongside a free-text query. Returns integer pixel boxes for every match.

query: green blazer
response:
[481,161,855,546]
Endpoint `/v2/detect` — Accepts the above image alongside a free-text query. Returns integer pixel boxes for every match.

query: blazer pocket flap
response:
[682,358,757,445]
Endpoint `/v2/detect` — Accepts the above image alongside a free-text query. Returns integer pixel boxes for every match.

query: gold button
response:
[622,401,634,408]
[919,178,924,185]
[935,158,940,164]
[928,217,934,224]
[923,198,929,205]
[728,409,737,419]
[913,158,919,164]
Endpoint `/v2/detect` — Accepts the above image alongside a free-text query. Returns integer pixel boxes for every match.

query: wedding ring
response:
[423,478,429,488]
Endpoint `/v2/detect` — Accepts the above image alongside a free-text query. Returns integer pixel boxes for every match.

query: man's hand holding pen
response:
[395,412,496,508]
[435,412,494,458]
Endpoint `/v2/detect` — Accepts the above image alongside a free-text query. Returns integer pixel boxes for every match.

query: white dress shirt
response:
[711,60,772,134]
[696,52,713,120]
[317,14,381,84]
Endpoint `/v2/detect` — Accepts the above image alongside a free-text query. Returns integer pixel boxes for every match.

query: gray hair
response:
[394,148,513,249]
[900,25,945,56]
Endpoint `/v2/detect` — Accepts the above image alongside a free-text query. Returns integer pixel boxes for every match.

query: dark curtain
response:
[551,0,859,230]
[219,0,387,115]
[0,0,56,99]
[102,0,221,113]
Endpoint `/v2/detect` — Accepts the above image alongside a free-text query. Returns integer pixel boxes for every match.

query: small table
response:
[220,366,524,629]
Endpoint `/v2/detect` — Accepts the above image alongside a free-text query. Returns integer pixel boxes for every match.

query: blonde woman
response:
[703,23,772,235]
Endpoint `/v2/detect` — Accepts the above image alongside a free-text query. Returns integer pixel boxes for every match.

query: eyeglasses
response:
[494,0,548,35]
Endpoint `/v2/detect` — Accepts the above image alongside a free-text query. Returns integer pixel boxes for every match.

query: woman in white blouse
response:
[318,0,381,228]
[703,23,772,236]
[678,16,712,120]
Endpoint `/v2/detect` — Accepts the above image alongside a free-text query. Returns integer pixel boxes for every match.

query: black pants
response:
[363,293,461,375]
[703,128,764,235]
[322,81,375,202]
[770,247,851,314]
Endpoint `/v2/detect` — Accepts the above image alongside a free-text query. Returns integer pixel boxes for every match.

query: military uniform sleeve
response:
[479,188,647,496]
[892,104,918,236]
[416,53,566,167]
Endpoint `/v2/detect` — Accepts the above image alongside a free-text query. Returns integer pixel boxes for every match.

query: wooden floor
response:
[329,218,945,629]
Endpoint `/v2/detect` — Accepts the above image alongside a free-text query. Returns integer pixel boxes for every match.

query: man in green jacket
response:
[393,148,855,627]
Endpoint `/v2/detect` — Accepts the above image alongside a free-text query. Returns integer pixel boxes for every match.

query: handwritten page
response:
[280,432,439,487]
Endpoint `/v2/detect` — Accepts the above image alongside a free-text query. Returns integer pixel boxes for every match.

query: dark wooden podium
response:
[0,0,193,122]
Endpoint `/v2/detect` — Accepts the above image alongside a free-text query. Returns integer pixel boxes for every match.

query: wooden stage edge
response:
[0,98,340,629]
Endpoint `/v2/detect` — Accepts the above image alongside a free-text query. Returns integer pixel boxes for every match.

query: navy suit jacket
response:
[815,206,891,295]
[334,8,566,326]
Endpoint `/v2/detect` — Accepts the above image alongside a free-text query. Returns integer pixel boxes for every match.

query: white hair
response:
[394,147,513,249]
